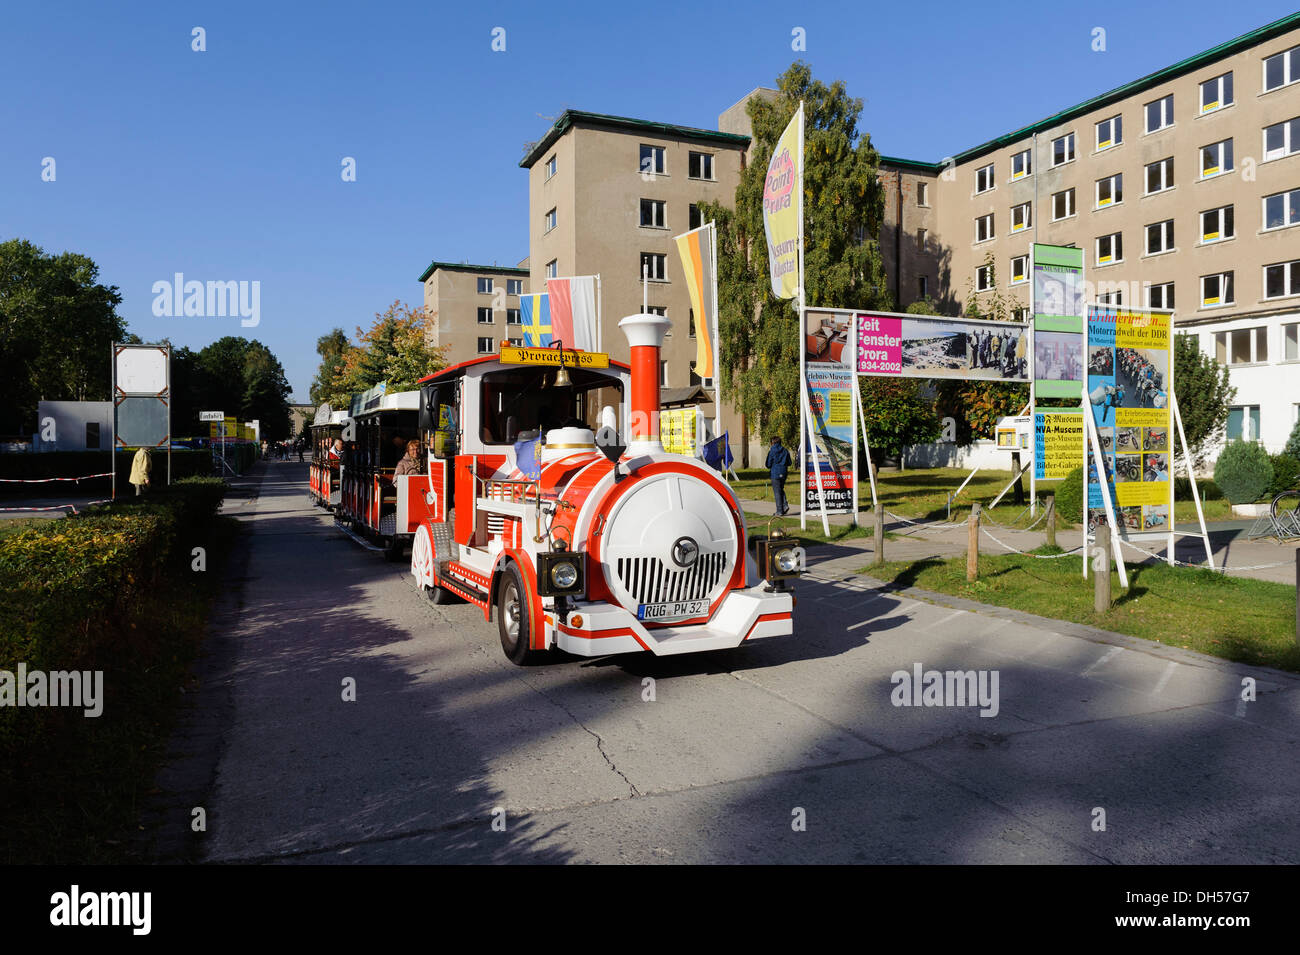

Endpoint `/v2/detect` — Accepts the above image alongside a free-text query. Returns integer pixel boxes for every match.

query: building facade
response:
[884,11,1300,453]
[420,261,530,364]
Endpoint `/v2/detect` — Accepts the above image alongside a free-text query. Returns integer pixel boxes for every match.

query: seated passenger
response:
[393,439,423,478]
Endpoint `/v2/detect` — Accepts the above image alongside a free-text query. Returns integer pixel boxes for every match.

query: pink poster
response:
[857,314,902,375]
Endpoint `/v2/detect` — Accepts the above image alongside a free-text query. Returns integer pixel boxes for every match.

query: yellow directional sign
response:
[499,345,609,369]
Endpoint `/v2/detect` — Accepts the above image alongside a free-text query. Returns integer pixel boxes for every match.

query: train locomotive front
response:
[408,312,798,664]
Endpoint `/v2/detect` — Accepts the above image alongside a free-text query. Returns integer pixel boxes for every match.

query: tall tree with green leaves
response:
[0,239,126,432]
[192,336,294,440]
[701,62,890,458]
[1173,333,1235,465]
[318,302,447,408]
[310,328,349,405]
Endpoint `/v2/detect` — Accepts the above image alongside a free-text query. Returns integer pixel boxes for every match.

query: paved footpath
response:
[157,462,1300,864]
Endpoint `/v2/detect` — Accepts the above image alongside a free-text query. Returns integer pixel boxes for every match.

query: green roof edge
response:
[418,261,531,282]
[881,11,1300,169]
[519,109,751,169]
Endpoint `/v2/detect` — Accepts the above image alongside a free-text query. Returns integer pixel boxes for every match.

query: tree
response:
[190,336,294,440]
[703,62,891,453]
[1173,333,1234,465]
[316,302,447,408]
[310,329,349,405]
[0,239,126,432]
[859,379,940,467]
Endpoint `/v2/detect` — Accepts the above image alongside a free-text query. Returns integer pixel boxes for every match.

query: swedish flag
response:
[521,293,551,347]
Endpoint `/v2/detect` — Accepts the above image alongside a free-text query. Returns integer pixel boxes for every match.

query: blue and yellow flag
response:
[521,292,552,347]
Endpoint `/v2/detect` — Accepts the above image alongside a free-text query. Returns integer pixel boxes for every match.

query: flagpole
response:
[709,221,720,443]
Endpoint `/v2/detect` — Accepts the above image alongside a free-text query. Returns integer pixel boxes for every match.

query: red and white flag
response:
[547,276,598,351]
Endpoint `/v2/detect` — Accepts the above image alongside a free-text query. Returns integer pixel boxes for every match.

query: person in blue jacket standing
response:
[765,435,792,516]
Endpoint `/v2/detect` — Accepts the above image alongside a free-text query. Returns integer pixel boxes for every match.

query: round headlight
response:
[774,548,799,574]
[551,561,579,589]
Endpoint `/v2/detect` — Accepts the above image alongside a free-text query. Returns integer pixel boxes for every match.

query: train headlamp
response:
[774,547,800,575]
[550,561,579,590]
[537,550,585,597]
[756,526,802,585]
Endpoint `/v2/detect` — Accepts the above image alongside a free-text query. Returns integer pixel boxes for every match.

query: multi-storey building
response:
[881,11,1300,452]
[420,261,529,362]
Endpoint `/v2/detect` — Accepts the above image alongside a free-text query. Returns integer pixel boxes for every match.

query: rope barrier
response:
[0,500,110,515]
[0,472,112,483]
[1115,537,1296,572]
[979,525,1083,558]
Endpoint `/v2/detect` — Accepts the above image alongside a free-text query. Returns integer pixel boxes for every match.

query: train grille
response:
[615,553,728,607]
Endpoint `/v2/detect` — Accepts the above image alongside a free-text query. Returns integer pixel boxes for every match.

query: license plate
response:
[637,599,709,622]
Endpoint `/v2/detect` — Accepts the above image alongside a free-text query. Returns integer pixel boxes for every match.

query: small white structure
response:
[36,401,113,452]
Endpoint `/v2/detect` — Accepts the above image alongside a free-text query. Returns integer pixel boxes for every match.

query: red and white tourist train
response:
[314,313,800,664]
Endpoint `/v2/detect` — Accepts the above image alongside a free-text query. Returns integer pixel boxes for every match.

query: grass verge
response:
[865,548,1300,673]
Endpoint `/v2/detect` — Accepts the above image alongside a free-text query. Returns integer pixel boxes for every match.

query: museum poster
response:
[1085,304,1174,537]
[849,310,1028,382]
[803,308,857,514]
[1031,244,1085,399]
[1033,411,1083,480]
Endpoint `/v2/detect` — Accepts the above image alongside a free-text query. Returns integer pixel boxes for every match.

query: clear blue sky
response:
[3,0,1295,402]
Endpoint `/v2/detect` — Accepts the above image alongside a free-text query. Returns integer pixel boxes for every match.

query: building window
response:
[1215,328,1267,365]
[688,308,696,337]
[1051,132,1075,166]
[1264,260,1300,300]
[688,152,715,180]
[1146,219,1174,255]
[508,337,524,347]
[1011,148,1032,179]
[976,264,993,291]
[917,227,928,249]
[1148,282,1174,310]
[689,203,702,230]
[1226,405,1261,442]
[1264,188,1300,229]
[86,422,100,449]
[1096,115,1122,150]
[975,163,995,194]
[1096,232,1123,266]
[477,277,494,294]
[545,154,557,179]
[1200,204,1234,243]
[640,144,666,175]
[1011,254,1028,284]
[917,181,929,206]
[1096,172,1123,208]
[546,259,558,278]
[1097,287,1124,306]
[477,307,494,324]
[1264,44,1300,92]
[1051,187,1075,220]
[1010,202,1031,232]
[506,308,522,325]
[477,337,495,354]
[1012,307,1029,322]
[640,198,666,228]
[506,279,523,296]
[641,252,667,281]
[659,360,669,386]
[1145,94,1174,133]
[917,275,928,298]
[1263,117,1300,161]
[975,213,993,242]
[1145,156,1174,194]
[1200,72,1233,113]
[1201,138,1233,178]
[544,207,557,232]
[1285,322,1299,361]
[1201,271,1234,308]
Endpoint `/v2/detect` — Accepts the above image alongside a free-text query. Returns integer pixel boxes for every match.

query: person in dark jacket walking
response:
[765,435,792,516]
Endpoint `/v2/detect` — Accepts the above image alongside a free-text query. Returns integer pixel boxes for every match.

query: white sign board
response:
[115,346,168,393]
[199,410,225,422]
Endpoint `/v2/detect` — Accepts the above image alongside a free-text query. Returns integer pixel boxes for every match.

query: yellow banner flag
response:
[674,223,716,379]
[763,104,802,300]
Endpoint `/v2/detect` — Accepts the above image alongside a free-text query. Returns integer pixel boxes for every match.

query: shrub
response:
[1287,419,1300,460]
[1174,476,1222,501]
[1269,452,1300,497]
[1053,466,1085,524]
[1213,441,1274,504]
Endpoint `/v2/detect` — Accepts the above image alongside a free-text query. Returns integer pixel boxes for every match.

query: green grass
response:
[730,466,1233,525]
[0,517,56,540]
[744,510,900,548]
[866,548,1300,672]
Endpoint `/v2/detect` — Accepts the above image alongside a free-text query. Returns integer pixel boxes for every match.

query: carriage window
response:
[479,367,623,445]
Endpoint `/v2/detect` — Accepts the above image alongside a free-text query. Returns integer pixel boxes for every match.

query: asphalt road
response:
[182,463,1300,864]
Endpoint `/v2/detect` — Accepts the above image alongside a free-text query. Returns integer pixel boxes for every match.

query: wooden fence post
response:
[1095,532,1112,613]
[873,503,885,567]
[967,503,981,582]
[1045,495,1057,549]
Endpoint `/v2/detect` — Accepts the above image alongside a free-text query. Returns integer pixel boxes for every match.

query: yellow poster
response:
[1034,412,1084,480]
[762,105,802,300]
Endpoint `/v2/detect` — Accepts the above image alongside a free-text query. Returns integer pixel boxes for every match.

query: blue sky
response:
[3,0,1296,402]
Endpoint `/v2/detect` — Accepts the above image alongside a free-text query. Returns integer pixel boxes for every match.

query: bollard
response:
[1295,550,1299,646]
[873,503,885,567]
[1095,532,1112,613]
[967,503,981,582]
[1045,495,1057,549]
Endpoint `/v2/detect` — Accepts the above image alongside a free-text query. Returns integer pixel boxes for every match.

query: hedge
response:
[0,477,228,839]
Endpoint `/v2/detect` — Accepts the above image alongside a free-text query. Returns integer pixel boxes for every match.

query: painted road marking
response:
[1153,661,1178,695]
[925,609,964,631]
[1081,646,1124,676]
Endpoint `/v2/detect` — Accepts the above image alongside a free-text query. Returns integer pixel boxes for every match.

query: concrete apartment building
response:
[519,110,752,454]
[420,261,530,360]
[883,11,1300,452]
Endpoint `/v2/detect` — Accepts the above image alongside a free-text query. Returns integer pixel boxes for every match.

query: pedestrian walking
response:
[129,447,152,496]
[765,435,792,516]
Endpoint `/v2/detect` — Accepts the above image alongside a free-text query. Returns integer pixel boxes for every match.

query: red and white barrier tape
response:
[0,500,110,515]
[0,472,112,483]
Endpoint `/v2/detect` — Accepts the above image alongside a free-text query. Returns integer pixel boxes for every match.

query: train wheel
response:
[497,563,542,666]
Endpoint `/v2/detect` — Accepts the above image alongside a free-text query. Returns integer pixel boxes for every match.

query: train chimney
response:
[618,312,671,455]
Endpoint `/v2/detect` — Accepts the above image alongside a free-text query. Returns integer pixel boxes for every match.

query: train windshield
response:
[479,366,622,445]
